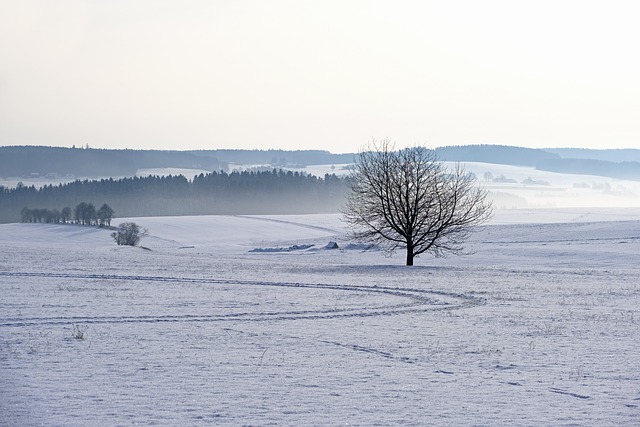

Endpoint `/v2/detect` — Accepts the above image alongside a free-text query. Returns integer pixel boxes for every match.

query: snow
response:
[457,161,640,209]
[1,210,640,425]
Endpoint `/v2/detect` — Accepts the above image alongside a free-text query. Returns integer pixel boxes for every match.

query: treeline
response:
[0,146,352,179]
[434,145,640,180]
[7,145,640,183]
[191,149,354,167]
[20,202,115,227]
[536,158,640,181]
[0,169,347,224]
[435,145,559,166]
[0,146,226,178]
[544,148,640,163]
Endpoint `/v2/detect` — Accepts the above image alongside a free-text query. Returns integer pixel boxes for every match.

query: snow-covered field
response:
[461,162,640,209]
[1,210,640,425]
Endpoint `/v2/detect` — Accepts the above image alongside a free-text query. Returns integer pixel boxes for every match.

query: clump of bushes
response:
[20,202,114,227]
[21,203,149,247]
[111,222,148,246]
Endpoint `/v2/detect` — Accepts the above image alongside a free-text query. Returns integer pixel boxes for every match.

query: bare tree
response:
[74,202,88,224]
[342,140,492,266]
[20,207,33,223]
[84,203,97,226]
[61,207,72,224]
[96,203,115,227]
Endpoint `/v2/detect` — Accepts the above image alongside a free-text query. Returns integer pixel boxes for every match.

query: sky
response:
[1,0,639,153]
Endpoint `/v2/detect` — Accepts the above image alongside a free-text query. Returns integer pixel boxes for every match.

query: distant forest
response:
[434,145,559,166]
[544,148,640,163]
[0,170,347,224]
[535,158,640,181]
[0,146,354,179]
[189,149,355,167]
[2,144,640,189]
[0,146,226,177]
[3,144,640,223]
[434,145,640,180]
[7,144,620,179]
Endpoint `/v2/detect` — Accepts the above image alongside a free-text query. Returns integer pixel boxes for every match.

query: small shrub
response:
[111,222,148,246]
[70,324,88,340]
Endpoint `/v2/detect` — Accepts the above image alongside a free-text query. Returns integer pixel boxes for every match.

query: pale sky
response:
[1,0,639,153]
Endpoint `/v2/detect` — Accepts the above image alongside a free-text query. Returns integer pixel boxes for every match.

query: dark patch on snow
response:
[342,243,379,251]
[549,388,590,399]
[249,244,315,253]
[324,241,339,249]
[495,363,518,370]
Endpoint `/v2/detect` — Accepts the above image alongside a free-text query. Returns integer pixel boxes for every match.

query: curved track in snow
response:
[0,271,485,327]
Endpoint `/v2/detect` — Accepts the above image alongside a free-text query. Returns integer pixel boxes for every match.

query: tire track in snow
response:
[318,340,417,364]
[234,215,341,234]
[0,271,485,327]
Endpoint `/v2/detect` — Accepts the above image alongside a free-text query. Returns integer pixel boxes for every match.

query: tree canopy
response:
[343,140,492,266]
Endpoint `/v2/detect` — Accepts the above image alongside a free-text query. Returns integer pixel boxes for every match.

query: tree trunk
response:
[406,246,414,266]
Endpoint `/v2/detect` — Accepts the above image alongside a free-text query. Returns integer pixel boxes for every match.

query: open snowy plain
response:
[1,209,639,426]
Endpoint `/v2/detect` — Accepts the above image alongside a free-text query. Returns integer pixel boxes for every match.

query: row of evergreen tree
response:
[1,169,348,224]
[0,146,225,177]
[20,202,115,227]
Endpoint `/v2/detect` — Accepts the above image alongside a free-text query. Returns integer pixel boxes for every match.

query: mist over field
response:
[2,145,640,225]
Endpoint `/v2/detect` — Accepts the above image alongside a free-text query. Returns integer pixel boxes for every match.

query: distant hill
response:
[190,149,354,166]
[435,145,640,181]
[545,148,640,163]
[3,145,640,183]
[0,146,226,178]
[0,147,356,179]
[435,145,558,166]
[536,158,640,180]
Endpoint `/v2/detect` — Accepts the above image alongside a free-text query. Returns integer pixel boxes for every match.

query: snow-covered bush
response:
[111,222,147,246]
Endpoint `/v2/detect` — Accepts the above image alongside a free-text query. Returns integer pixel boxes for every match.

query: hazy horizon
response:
[2,143,640,155]
[1,1,639,153]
